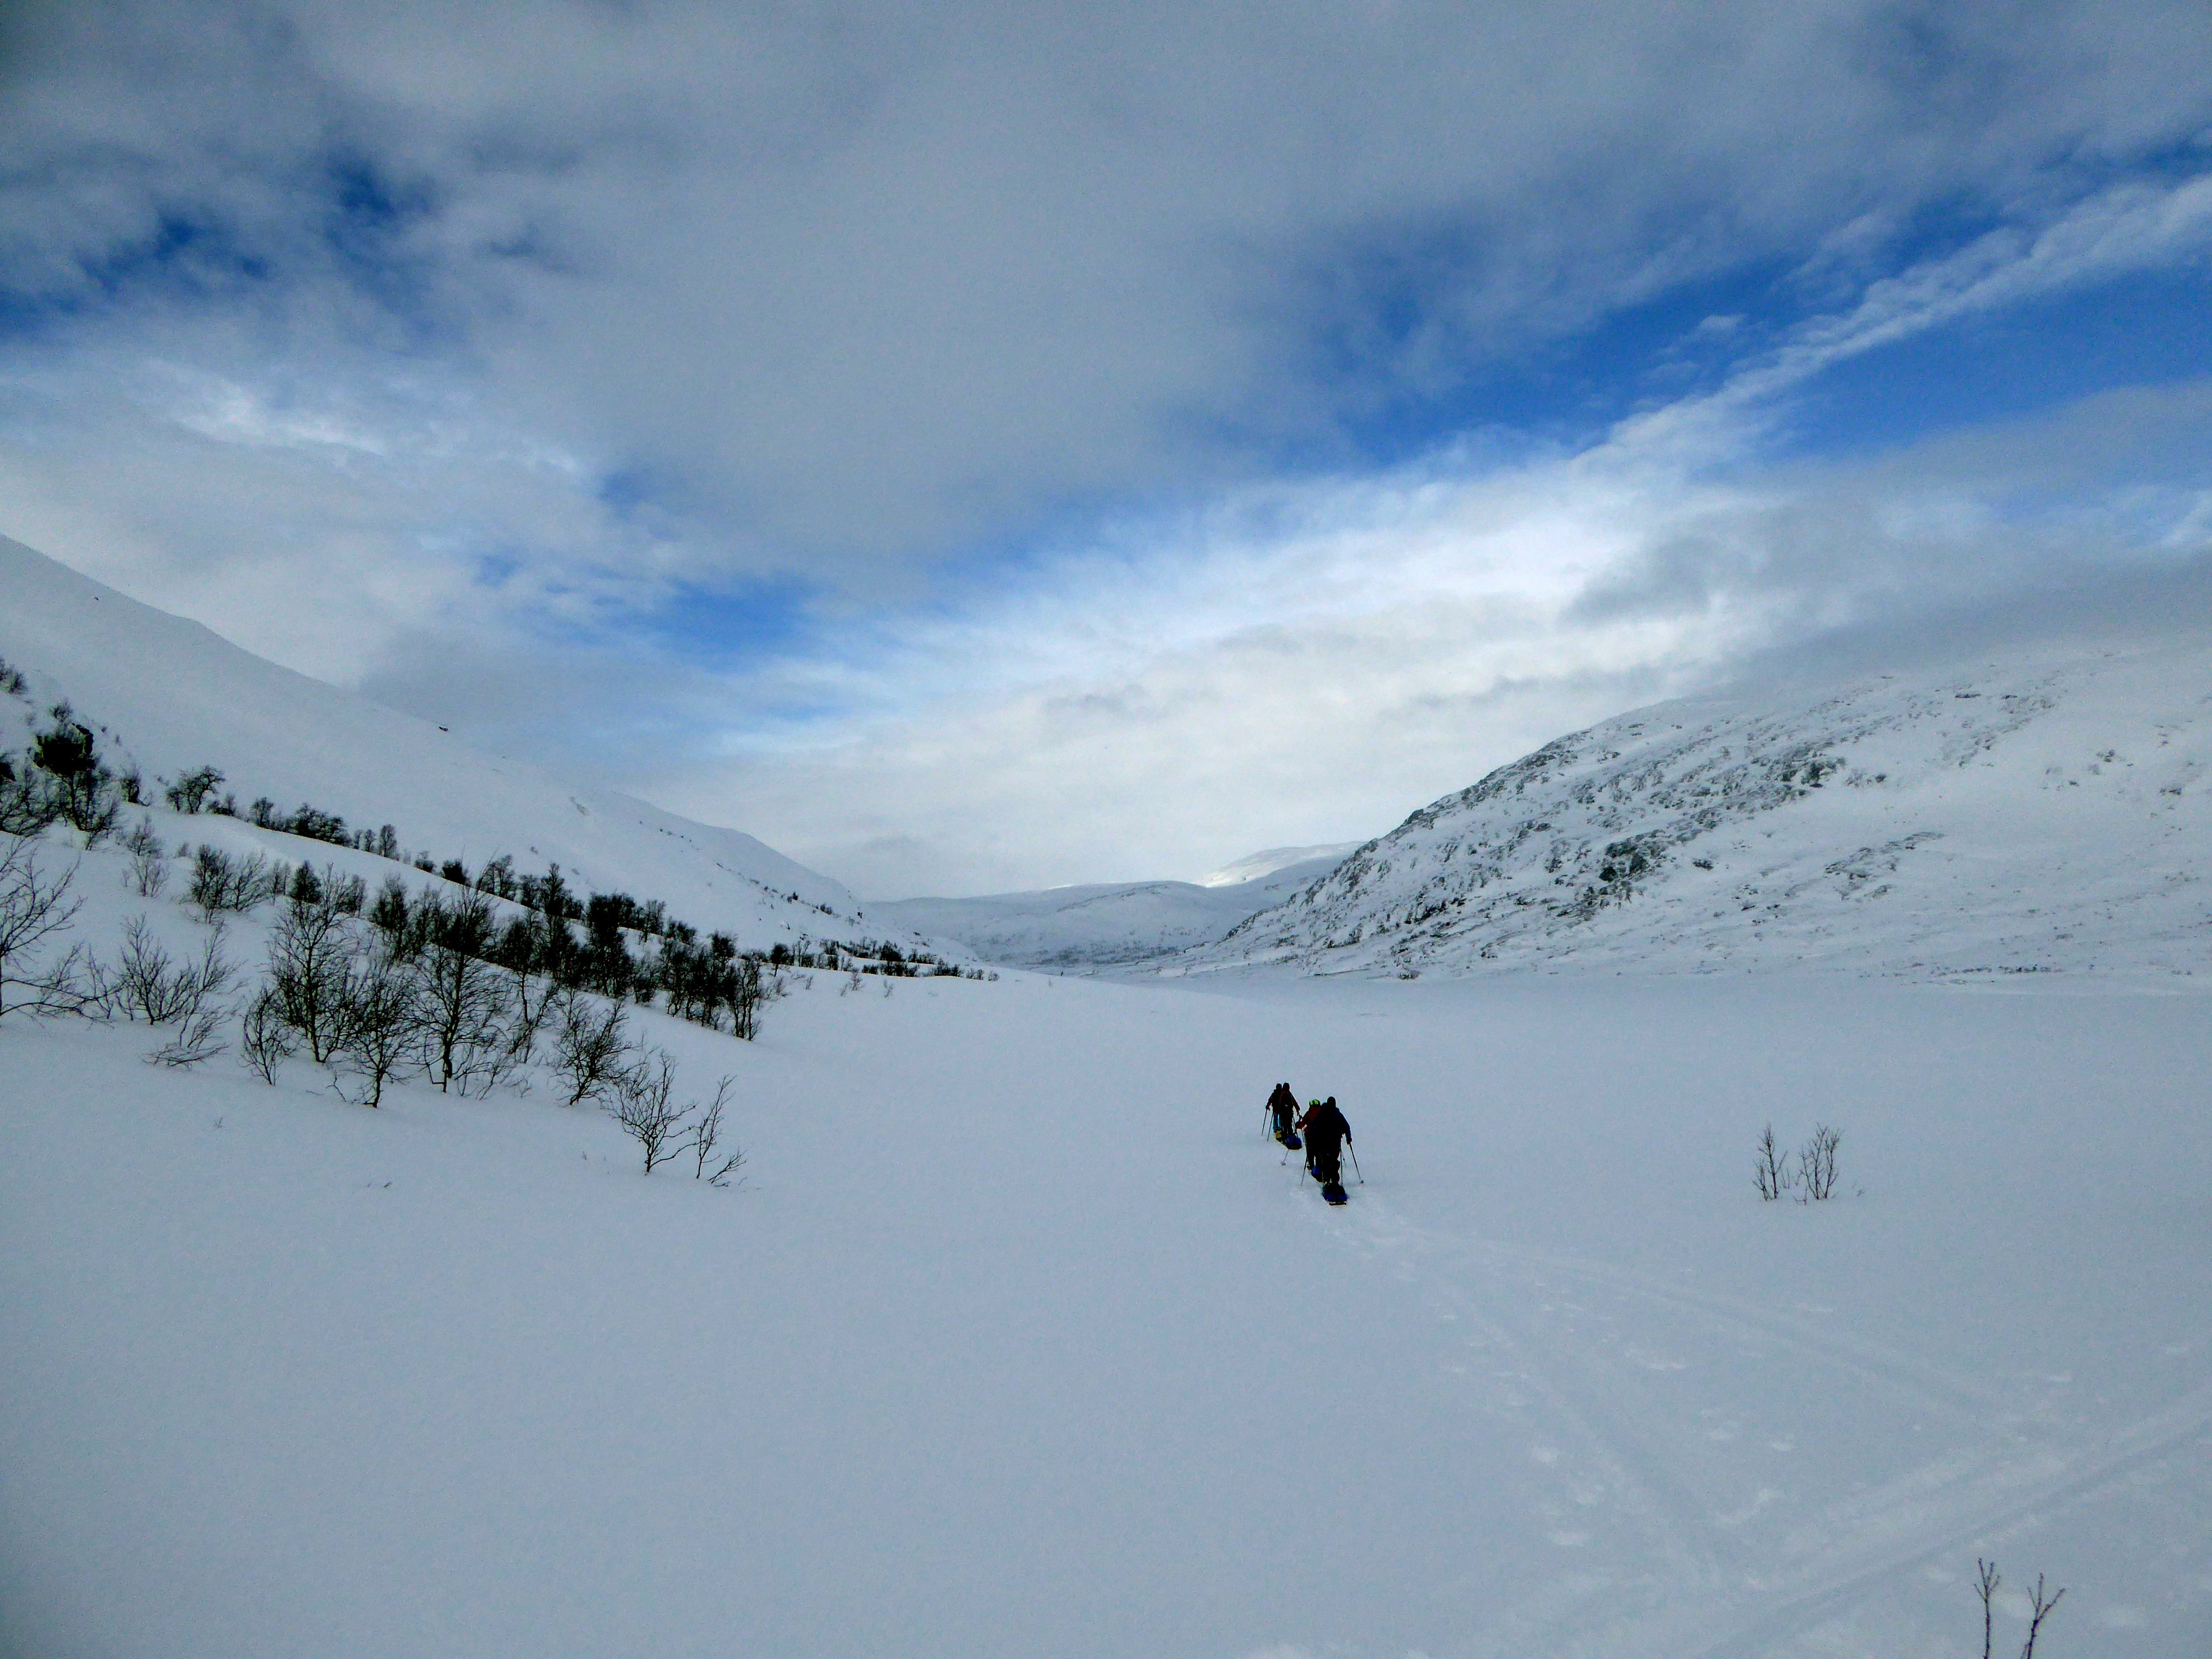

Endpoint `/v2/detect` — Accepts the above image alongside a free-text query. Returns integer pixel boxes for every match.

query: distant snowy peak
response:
[1196,842,1360,887]
[1176,638,2212,979]
[0,534,902,952]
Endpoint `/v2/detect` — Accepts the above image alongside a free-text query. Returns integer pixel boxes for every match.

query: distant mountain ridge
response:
[867,849,1352,970]
[1172,637,2212,980]
[1195,843,1360,888]
[0,534,908,953]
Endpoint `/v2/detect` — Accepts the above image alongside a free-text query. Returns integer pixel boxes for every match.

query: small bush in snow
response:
[189,846,277,919]
[239,989,298,1083]
[328,947,422,1109]
[1753,1121,1846,1202]
[0,836,85,1020]
[1975,1559,2063,1659]
[605,1054,744,1183]
[553,990,629,1108]
[607,1045,686,1173]
[122,816,167,896]
[29,706,118,843]
[150,1005,227,1069]
[689,1077,744,1186]
[1796,1123,1841,1202]
[264,896,360,1062]
[164,765,226,815]
[87,916,235,1025]
[0,764,63,836]
[414,899,520,1097]
[1754,1123,1790,1201]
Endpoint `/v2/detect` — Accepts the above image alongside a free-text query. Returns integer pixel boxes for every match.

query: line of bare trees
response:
[0,678,978,1012]
[1,830,744,1181]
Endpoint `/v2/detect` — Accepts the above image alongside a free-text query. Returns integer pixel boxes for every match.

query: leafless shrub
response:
[730,955,765,1039]
[689,1076,744,1186]
[0,837,85,1020]
[69,791,121,846]
[1755,1123,1791,1201]
[91,916,235,1024]
[1797,1123,1841,1202]
[553,990,629,1107]
[164,765,225,814]
[123,815,168,896]
[189,846,276,919]
[503,965,558,1070]
[415,942,518,1096]
[1977,1559,2064,1659]
[239,988,297,1083]
[150,1005,228,1068]
[607,1057,745,1183]
[0,771,62,836]
[264,897,359,1062]
[330,949,422,1109]
[607,1045,685,1173]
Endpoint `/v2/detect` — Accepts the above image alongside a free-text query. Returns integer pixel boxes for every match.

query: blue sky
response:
[2,0,2209,893]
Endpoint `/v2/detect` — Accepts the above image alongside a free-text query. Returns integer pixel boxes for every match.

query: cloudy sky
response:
[3,0,2210,895]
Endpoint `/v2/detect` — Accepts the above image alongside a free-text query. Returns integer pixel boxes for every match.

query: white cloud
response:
[5,2,2212,894]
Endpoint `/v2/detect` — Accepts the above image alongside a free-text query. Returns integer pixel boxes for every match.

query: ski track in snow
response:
[1308,1178,2212,1656]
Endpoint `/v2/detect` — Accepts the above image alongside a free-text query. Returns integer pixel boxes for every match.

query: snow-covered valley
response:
[5,894,2208,1655]
[3,538,2210,1657]
[868,848,1353,971]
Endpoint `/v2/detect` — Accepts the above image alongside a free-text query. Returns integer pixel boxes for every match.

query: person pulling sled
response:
[1298,1095,1353,1205]
[1266,1082,1301,1149]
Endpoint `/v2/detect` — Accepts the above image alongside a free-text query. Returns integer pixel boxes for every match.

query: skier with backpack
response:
[1266,1082,1300,1148]
[1298,1095,1353,1204]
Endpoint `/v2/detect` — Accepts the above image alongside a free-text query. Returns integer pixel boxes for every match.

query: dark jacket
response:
[1302,1099,1350,1146]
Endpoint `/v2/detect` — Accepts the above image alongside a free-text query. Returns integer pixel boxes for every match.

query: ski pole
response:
[1347,1136,1364,1185]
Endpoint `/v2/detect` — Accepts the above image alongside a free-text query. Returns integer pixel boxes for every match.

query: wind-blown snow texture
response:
[0,535,904,952]
[1181,639,2212,979]
[870,851,1351,970]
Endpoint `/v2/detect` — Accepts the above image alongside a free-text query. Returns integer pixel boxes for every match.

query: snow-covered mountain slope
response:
[1195,841,1359,887]
[0,534,903,950]
[1178,635,2212,979]
[868,848,1351,970]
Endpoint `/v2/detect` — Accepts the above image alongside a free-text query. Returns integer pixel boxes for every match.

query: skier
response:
[1266,1082,1300,1147]
[1298,1095,1352,1204]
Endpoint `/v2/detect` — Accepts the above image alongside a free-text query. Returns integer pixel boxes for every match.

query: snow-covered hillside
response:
[0,535,909,953]
[869,848,1350,970]
[1180,636,2212,979]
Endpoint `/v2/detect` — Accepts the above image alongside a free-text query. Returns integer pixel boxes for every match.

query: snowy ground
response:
[5,871,2208,1657]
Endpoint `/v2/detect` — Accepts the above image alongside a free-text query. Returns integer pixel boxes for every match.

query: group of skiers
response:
[1264,1082,1354,1205]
